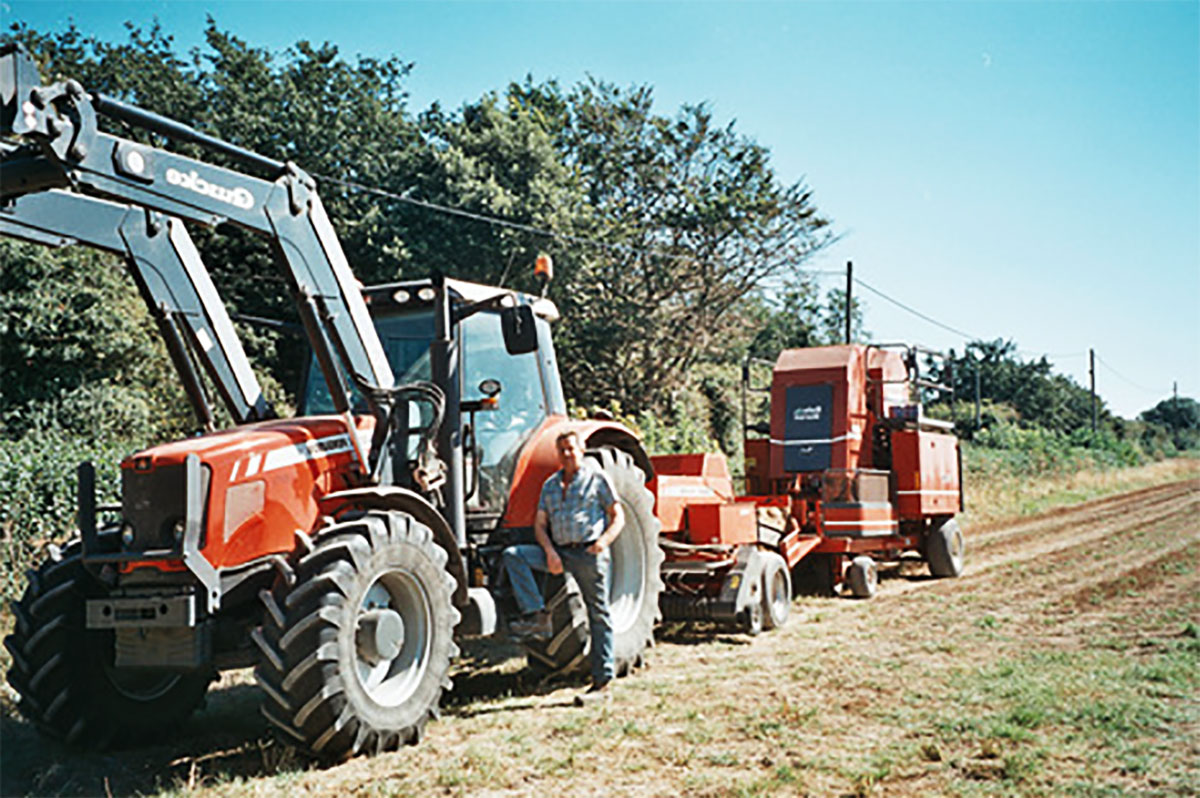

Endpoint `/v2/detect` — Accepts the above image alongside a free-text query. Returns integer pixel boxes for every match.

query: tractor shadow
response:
[0,643,593,797]
[0,676,299,797]
[655,622,758,646]
[0,636,621,796]
[444,636,589,717]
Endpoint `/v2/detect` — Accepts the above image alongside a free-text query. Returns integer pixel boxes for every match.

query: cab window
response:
[462,311,548,509]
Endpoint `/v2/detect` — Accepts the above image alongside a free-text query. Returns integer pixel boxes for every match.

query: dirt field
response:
[2,462,1197,797]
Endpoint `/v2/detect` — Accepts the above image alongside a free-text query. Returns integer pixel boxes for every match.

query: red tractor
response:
[1,46,662,759]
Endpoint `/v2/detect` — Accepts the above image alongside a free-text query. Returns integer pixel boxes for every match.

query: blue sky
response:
[6,1,1198,418]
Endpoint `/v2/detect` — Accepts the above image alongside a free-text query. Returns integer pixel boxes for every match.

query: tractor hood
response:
[122,415,374,474]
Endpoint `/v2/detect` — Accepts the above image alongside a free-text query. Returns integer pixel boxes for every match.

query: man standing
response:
[503,430,624,699]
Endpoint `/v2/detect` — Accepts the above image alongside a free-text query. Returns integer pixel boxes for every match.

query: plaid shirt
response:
[538,461,617,546]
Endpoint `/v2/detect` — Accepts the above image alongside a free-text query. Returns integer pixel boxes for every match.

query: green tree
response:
[0,242,189,441]
[404,91,585,292]
[935,340,1106,436]
[541,80,834,412]
[1139,396,1200,452]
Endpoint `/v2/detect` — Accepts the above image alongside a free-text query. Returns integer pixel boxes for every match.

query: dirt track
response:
[1,475,1197,797]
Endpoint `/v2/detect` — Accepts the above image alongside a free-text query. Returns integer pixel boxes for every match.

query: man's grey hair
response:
[555,429,583,447]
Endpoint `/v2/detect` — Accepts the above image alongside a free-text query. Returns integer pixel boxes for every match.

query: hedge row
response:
[0,430,132,600]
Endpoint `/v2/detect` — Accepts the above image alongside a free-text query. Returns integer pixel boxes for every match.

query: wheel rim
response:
[354,571,431,707]
[766,565,789,619]
[608,497,646,636]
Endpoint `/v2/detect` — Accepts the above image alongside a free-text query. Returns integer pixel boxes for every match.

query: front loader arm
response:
[0,187,272,426]
[0,44,393,418]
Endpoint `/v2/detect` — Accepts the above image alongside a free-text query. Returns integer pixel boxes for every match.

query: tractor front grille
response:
[121,462,211,551]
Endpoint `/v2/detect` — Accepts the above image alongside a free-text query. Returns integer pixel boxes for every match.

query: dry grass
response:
[1,459,1196,797]
[962,455,1200,526]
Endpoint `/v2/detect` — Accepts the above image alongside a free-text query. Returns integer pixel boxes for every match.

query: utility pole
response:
[1174,381,1180,436]
[1089,348,1097,433]
[845,260,853,345]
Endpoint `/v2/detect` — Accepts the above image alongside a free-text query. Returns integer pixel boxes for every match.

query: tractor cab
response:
[299,277,567,519]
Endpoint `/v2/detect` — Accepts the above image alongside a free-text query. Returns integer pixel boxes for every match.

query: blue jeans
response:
[502,543,614,684]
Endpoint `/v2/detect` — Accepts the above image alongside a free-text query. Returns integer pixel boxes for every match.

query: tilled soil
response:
[1,475,1196,797]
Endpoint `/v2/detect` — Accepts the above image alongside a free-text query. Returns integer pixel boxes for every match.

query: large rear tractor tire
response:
[4,543,212,748]
[925,517,965,578]
[254,510,459,760]
[522,446,664,678]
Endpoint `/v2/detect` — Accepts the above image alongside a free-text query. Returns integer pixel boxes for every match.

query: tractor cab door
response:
[461,310,562,513]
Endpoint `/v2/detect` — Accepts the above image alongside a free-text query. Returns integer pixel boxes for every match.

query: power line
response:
[851,276,981,340]
[312,171,1167,402]
[850,276,1092,365]
[1094,354,1163,396]
[1016,350,1087,360]
[313,172,698,265]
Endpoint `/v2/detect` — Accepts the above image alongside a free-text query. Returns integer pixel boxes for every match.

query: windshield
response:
[302,310,434,415]
[461,311,549,510]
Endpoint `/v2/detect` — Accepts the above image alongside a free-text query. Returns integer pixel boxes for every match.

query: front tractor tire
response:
[254,510,459,760]
[4,543,212,748]
[523,446,664,678]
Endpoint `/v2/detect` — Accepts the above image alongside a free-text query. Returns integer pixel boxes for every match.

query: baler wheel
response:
[760,552,792,630]
[254,510,459,760]
[521,446,664,677]
[925,517,965,578]
[4,541,212,748]
[847,555,879,599]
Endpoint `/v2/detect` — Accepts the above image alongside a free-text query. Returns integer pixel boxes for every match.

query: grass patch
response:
[918,632,1200,793]
[962,456,1199,526]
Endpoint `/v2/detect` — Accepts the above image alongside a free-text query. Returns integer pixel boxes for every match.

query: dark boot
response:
[508,609,552,641]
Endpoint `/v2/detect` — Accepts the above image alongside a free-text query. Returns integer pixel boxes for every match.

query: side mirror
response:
[500,305,538,355]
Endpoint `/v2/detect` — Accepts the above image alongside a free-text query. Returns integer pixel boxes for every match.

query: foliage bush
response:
[968,419,1147,476]
[0,240,194,442]
[0,429,137,600]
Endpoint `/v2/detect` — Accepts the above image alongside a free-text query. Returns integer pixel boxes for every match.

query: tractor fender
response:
[501,415,653,529]
[317,486,469,607]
